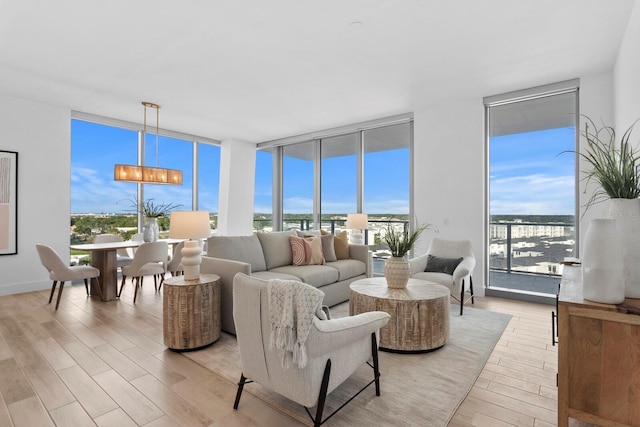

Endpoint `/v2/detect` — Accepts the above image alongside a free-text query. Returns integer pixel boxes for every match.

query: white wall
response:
[577,72,615,250]
[413,99,485,294]
[614,0,640,131]
[0,94,71,295]
[217,138,256,236]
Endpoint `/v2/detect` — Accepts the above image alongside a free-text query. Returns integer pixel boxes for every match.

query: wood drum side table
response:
[163,273,221,351]
[349,277,450,353]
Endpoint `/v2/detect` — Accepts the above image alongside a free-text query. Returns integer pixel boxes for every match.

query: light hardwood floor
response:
[0,278,558,426]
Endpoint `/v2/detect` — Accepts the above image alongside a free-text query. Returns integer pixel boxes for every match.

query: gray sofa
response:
[201,230,370,335]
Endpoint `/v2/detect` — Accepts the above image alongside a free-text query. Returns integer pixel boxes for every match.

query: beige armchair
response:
[232,273,390,427]
[409,238,476,315]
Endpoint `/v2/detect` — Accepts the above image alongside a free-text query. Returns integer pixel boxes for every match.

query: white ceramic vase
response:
[384,256,410,288]
[605,198,640,298]
[143,217,159,242]
[581,218,625,304]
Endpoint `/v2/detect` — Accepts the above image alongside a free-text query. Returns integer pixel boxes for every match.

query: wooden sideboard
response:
[558,266,640,427]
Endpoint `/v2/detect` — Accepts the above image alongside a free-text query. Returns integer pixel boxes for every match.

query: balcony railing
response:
[489,221,575,276]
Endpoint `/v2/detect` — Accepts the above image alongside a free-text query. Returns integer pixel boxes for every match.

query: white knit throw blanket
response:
[267,279,324,369]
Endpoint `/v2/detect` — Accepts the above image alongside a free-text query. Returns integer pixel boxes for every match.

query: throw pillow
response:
[290,236,311,266]
[425,255,463,275]
[334,230,349,260]
[289,236,325,266]
[321,234,337,262]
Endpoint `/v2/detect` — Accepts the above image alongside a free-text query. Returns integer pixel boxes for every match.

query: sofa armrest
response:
[306,311,390,357]
[349,244,369,264]
[201,256,251,335]
[409,253,429,275]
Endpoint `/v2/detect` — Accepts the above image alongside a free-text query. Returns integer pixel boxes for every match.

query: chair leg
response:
[55,281,65,310]
[371,332,381,396]
[460,282,465,316]
[153,275,158,291]
[158,273,165,292]
[470,276,475,304]
[48,281,58,304]
[233,374,248,410]
[313,359,332,427]
[133,277,141,303]
[118,276,126,297]
[84,278,90,295]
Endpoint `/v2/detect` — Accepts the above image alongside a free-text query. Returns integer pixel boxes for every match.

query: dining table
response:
[70,238,185,301]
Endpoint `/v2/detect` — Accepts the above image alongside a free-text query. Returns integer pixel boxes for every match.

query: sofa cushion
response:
[324,259,366,281]
[257,230,296,269]
[412,272,454,291]
[290,236,325,266]
[334,231,349,260]
[207,235,267,272]
[425,255,463,275]
[321,234,337,262]
[298,230,337,263]
[269,265,339,288]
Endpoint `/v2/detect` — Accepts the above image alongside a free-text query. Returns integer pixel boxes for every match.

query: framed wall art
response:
[0,150,17,255]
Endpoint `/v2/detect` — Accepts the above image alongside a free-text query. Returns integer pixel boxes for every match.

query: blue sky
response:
[489,126,575,216]
[71,120,575,216]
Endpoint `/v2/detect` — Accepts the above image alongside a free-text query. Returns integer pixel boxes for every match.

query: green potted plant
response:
[577,116,640,212]
[573,116,640,300]
[126,197,182,242]
[382,222,434,288]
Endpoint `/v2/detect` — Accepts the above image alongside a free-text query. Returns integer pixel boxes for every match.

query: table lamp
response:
[169,210,211,280]
[346,213,368,245]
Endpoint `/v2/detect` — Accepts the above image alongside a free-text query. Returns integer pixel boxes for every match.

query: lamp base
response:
[181,240,202,281]
[350,230,364,245]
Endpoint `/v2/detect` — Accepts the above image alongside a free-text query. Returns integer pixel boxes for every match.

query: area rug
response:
[182,303,512,426]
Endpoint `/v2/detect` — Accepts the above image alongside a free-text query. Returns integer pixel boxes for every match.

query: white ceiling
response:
[0,0,635,143]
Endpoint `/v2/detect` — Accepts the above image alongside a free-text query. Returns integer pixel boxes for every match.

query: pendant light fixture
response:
[114,102,183,185]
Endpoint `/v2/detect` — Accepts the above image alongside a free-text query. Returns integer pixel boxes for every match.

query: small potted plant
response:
[382,222,434,288]
[127,197,182,242]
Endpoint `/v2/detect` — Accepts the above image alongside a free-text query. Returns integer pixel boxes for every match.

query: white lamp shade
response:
[169,211,211,239]
[346,213,368,230]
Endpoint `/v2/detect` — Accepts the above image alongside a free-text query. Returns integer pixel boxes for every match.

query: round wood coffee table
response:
[349,277,450,353]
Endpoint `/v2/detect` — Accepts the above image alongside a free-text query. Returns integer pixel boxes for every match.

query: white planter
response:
[143,217,159,242]
[605,198,640,298]
[582,218,625,304]
[384,256,410,288]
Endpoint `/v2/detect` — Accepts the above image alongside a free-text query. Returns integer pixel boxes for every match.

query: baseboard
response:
[0,280,50,297]
[485,287,555,306]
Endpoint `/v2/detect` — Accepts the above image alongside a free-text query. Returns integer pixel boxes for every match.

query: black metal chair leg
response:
[55,281,65,310]
[371,333,381,396]
[234,374,247,409]
[460,281,464,316]
[470,276,475,304]
[84,278,89,295]
[49,281,58,304]
[314,359,332,427]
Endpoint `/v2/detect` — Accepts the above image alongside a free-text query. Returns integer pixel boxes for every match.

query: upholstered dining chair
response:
[166,240,185,277]
[36,244,102,309]
[409,238,476,315]
[119,241,168,303]
[93,233,133,270]
[232,273,390,427]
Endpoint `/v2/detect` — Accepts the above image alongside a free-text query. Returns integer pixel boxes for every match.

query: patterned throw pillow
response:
[290,236,325,266]
[425,255,463,275]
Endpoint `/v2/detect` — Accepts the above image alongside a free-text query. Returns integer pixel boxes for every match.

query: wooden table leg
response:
[91,249,118,301]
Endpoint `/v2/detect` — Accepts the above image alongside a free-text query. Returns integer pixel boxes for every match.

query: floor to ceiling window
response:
[258,115,412,276]
[254,148,273,231]
[70,116,220,263]
[283,141,315,231]
[485,81,578,296]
